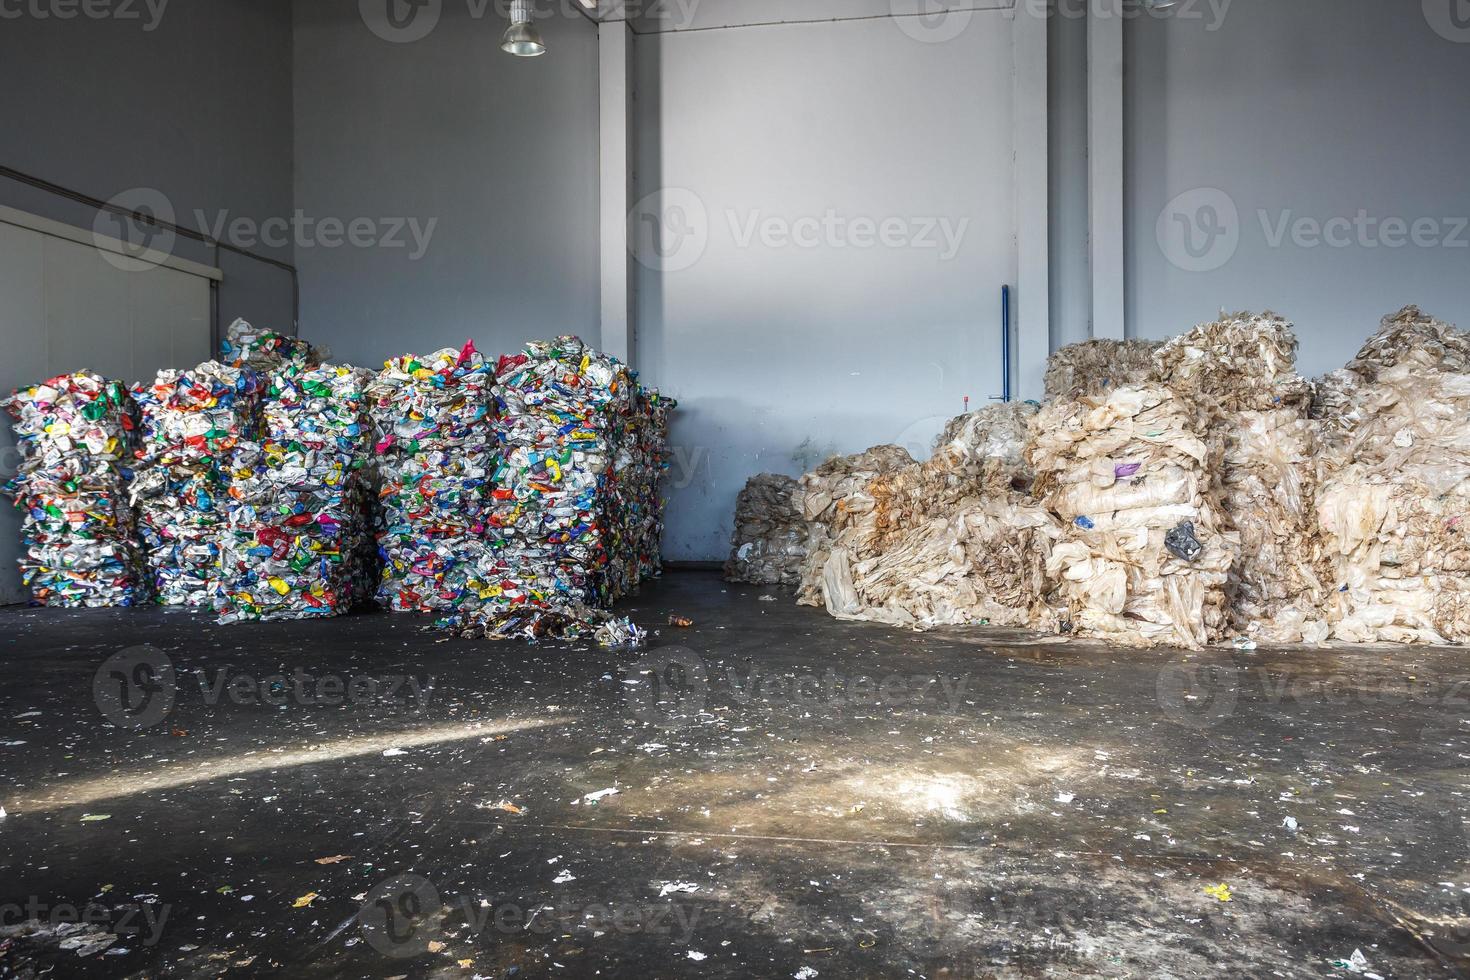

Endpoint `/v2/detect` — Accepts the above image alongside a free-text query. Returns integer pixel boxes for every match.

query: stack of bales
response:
[809,403,1058,629]
[1150,313,1328,643]
[481,337,674,641]
[1315,306,1470,643]
[130,362,265,606]
[794,444,915,607]
[1043,338,1164,400]
[724,473,806,587]
[366,342,501,616]
[216,363,378,621]
[2,372,146,606]
[1027,384,1236,649]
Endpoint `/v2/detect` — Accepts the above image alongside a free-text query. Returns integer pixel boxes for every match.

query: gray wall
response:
[1048,0,1091,352]
[291,0,600,367]
[632,10,1020,562]
[0,0,297,335]
[1126,0,1470,377]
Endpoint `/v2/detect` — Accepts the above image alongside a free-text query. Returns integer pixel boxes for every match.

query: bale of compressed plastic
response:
[1027,384,1236,649]
[1043,339,1163,400]
[475,336,674,643]
[1150,312,1328,644]
[794,444,915,606]
[216,364,378,621]
[129,361,265,606]
[365,342,501,616]
[1316,306,1470,644]
[219,317,329,373]
[2,372,147,606]
[724,473,805,587]
[811,403,1059,629]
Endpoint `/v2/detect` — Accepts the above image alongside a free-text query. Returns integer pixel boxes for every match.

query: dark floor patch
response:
[0,571,1467,978]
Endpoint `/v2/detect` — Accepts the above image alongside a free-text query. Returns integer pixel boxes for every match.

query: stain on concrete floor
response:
[0,570,1468,978]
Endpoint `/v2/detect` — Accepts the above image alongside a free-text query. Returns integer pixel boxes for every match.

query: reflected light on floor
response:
[8,715,573,815]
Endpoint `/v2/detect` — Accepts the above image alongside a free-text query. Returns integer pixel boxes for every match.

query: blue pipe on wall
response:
[1001,284,1012,403]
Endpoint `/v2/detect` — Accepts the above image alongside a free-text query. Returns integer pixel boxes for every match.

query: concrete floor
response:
[0,570,1468,978]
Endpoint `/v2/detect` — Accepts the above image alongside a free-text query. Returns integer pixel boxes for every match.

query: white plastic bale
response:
[1316,306,1470,644]
[1150,311,1327,644]
[799,403,1058,630]
[1027,384,1236,650]
[1043,339,1162,400]
[724,473,805,587]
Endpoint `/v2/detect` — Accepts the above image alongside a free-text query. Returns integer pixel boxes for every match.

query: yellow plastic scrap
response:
[1203,883,1232,902]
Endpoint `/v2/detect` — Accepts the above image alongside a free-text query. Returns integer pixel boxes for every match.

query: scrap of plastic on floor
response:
[1,372,147,606]
[366,341,501,616]
[1043,338,1163,400]
[1150,312,1329,644]
[724,473,806,587]
[1027,383,1236,649]
[452,336,674,644]
[129,361,266,606]
[1316,305,1470,644]
[216,363,378,621]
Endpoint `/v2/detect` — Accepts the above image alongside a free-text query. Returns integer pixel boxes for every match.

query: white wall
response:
[1126,0,1470,377]
[0,0,297,333]
[631,8,1022,561]
[292,0,601,367]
